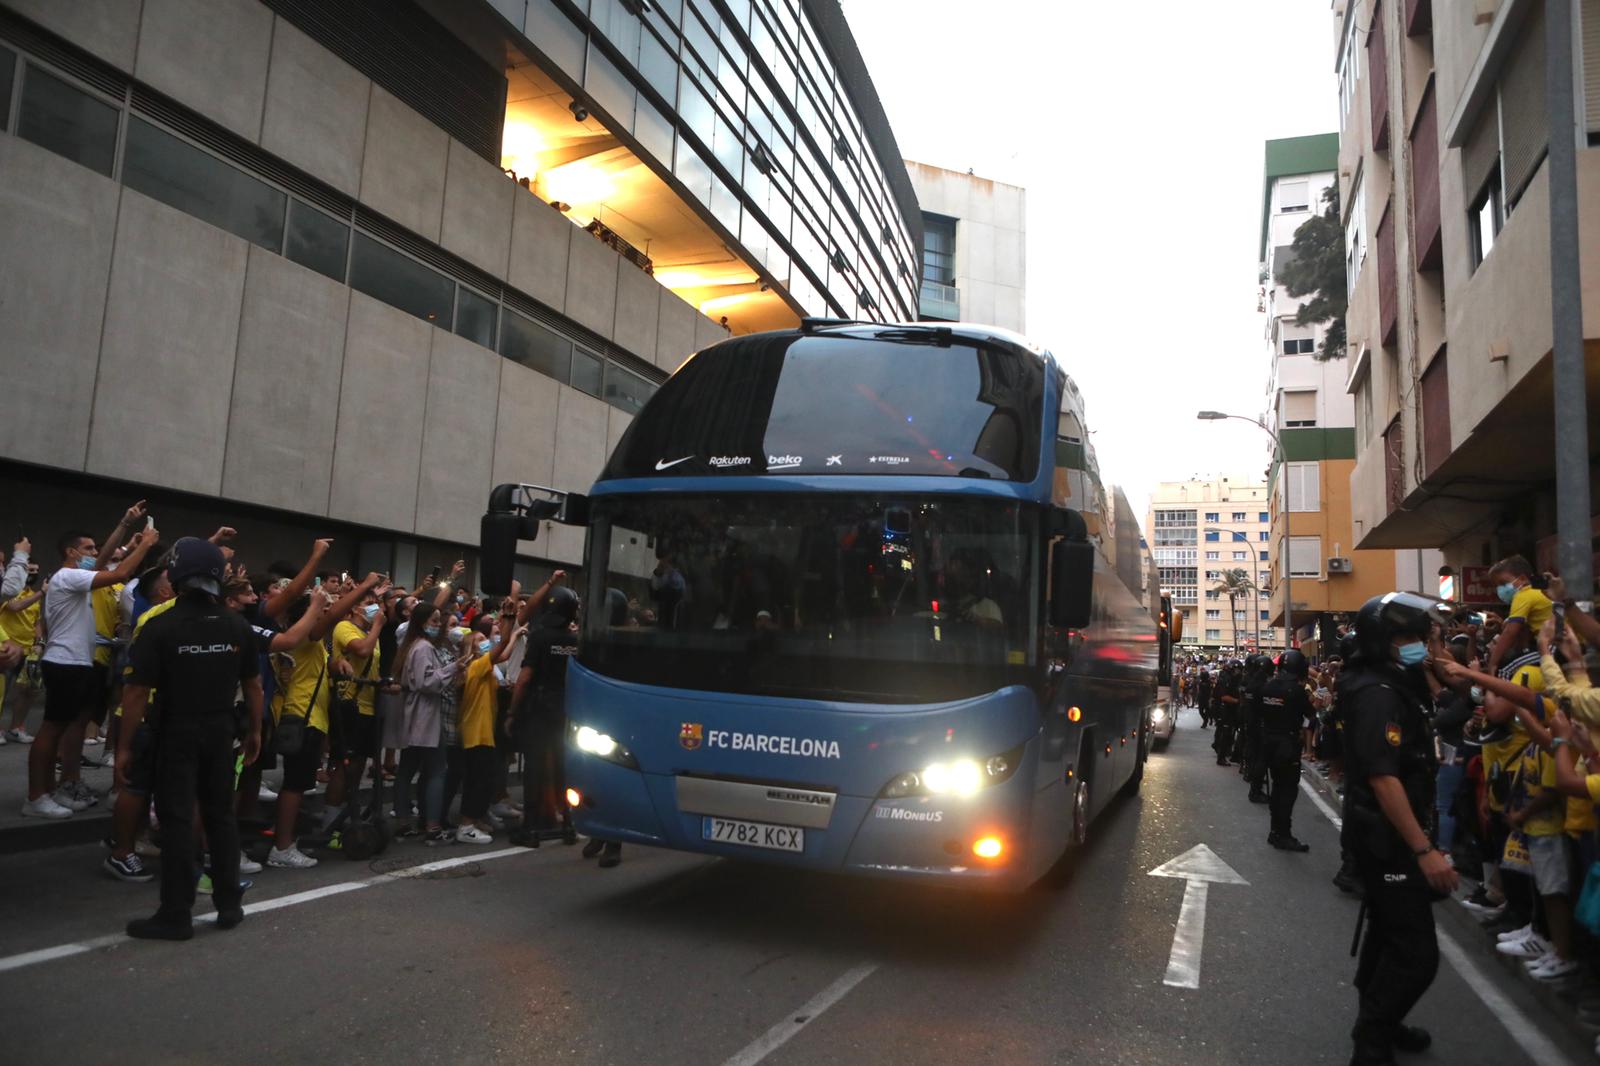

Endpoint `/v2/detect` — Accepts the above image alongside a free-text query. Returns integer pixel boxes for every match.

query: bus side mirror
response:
[480,511,539,596]
[1049,540,1095,629]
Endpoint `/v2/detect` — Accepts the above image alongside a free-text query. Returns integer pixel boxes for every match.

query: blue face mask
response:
[477,641,493,656]
[423,624,441,639]
[1496,582,1517,604]
[489,635,502,648]
[362,604,380,622]
[77,555,98,571]
[1396,641,1428,667]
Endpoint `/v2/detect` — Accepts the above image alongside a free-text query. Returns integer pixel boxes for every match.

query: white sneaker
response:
[258,784,279,802]
[1497,922,1533,942]
[266,844,318,869]
[6,727,34,743]
[133,836,162,857]
[21,794,74,819]
[69,780,99,808]
[83,736,103,746]
[51,787,91,812]
[1530,954,1582,981]
[1496,932,1553,958]
[456,825,493,845]
[0,732,7,745]
[238,853,263,874]
[489,802,521,819]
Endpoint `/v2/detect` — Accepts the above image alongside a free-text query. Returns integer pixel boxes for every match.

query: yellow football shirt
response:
[459,654,497,750]
[273,640,330,734]
[332,620,380,716]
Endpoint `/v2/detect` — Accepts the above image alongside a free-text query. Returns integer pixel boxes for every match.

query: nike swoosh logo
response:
[655,457,694,471]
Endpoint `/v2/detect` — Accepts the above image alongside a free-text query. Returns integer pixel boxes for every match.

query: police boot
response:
[582,838,605,859]
[1349,1021,1397,1066]
[1268,833,1310,852]
[598,842,622,868]
[1333,860,1362,895]
[1248,787,1269,804]
[1390,1025,1430,1054]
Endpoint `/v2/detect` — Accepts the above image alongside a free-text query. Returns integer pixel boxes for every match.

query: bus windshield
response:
[583,493,1038,703]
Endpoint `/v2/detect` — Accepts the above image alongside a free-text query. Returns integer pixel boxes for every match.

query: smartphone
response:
[1554,601,1568,646]
[341,570,349,584]
[430,565,442,581]
[144,516,155,532]
[314,576,322,589]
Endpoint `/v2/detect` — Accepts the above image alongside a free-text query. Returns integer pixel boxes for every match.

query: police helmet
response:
[545,584,580,624]
[167,537,226,596]
[1278,649,1309,679]
[1352,591,1451,664]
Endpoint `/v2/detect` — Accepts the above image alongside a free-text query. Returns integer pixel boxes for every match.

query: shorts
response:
[123,723,156,797]
[90,662,111,722]
[335,705,378,761]
[1528,833,1571,896]
[279,726,326,793]
[40,661,99,724]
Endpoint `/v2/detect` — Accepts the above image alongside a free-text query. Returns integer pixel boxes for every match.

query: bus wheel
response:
[1123,736,1146,796]
[1070,778,1090,847]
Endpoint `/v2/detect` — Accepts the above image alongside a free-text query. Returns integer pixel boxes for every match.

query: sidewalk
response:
[1300,757,1600,1058]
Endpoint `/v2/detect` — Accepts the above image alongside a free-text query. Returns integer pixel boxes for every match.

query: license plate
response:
[701,816,804,852]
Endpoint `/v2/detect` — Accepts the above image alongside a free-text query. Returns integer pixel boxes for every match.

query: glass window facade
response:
[0,47,15,132]
[17,66,118,176]
[123,118,287,251]
[349,234,455,328]
[285,201,350,282]
[524,0,920,322]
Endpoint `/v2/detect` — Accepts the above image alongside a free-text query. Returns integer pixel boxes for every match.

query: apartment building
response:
[1260,133,1440,637]
[1334,0,1600,588]
[1146,476,1281,652]
[905,161,1026,331]
[0,0,921,584]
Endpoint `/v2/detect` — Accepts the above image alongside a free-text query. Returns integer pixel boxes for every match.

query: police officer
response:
[1195,668,1213,728]
[1340,592,1456,1065]
[1260,650,1313,850]
[120,538,262,940]
[1211,661,1241,764]
[510,586,589,850]
[1240,655,1271,797]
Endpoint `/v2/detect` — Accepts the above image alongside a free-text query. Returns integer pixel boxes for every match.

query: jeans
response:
[1435,759,1465,851]
[395,745,446,826]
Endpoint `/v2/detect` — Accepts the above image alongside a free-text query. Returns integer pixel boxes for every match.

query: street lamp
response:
[1198,410,1295,651]
[1201,526,1260,650]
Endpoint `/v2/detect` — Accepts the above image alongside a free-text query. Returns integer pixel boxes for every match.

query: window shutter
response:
[1283,391,1317,424]
[1461,96,1501,198]
[1500,4,1548,202]
[1289,537,1322,577]
[1585,0,1600,134]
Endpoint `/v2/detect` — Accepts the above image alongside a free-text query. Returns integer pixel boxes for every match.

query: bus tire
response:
[1070,775,1090,847]
[1123,729,1147,796]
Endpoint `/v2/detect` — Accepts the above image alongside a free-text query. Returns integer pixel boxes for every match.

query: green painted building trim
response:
[1260,133,1341,260]
[1269,427,1360,490]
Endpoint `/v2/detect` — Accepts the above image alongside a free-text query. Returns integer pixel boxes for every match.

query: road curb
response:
[1300,758,1599,1058]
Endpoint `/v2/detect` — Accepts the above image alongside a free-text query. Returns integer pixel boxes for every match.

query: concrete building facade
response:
[0,0,920,584]
[1146,476,1282,653]
[1334,0,1600,589]
[1260,133,1440,639]
[905,161,1026,332]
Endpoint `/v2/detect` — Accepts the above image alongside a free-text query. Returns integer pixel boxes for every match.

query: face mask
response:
[456,594,466,604]
[1496,582,1516,604]
[424,624,441,639]
[1396,642,1428,667]
[477,641,493,655]
[77,555,97,571]
[362,604,380,622]
[489,635,502,648]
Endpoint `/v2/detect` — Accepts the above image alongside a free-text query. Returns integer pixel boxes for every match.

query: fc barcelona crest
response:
[679,722,704,751]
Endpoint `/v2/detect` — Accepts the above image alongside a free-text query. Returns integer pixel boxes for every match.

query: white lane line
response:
[1299,777,1342,828]
[1162,880,1208,989]
[720,962,879,1066]
[0,847,531,974]
[1436,931,1572,1066]
[1298,774,1564,1066]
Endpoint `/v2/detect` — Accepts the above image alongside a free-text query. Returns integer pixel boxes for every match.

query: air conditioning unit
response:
[1327,557,1353,574]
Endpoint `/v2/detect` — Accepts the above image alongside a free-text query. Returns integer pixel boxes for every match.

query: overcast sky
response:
[843,0,1340,518]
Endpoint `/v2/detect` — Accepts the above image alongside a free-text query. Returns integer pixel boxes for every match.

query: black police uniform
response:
[1340,663,1439,1063]
[1211,668,1240,763]
[1240,665,1268,792]
[126,592,259,927]
[514,613,578,838]
[1259,672,1313,846]
[1195,671,1213,726]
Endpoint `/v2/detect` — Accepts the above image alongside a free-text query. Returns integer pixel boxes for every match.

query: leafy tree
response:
[1213,568,1256,647]
[1275,184,1347,361]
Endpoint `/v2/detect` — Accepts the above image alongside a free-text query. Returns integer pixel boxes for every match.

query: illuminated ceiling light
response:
[540,160,615,207]
[699,291,758,315]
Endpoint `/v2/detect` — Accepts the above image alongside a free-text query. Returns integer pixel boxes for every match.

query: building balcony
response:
[919,279,959,321]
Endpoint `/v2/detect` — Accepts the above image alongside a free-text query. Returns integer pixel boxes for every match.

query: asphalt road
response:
[1,709,1588,1065]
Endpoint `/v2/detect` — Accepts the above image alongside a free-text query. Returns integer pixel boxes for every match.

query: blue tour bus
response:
[483,321,1159,889]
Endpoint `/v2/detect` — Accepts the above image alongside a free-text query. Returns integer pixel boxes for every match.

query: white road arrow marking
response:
[1149,844,1249,989]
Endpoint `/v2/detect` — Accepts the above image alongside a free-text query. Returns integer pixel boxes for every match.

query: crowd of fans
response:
[1175,555,1600,1053]
[0,501,609,901]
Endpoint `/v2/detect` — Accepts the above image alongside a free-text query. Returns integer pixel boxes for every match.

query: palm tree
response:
[1212,568,1257,651]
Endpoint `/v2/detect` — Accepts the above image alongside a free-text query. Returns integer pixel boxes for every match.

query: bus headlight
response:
[1152,707,1166,723]
[568,722,638,768]
[880,744,1024,798]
